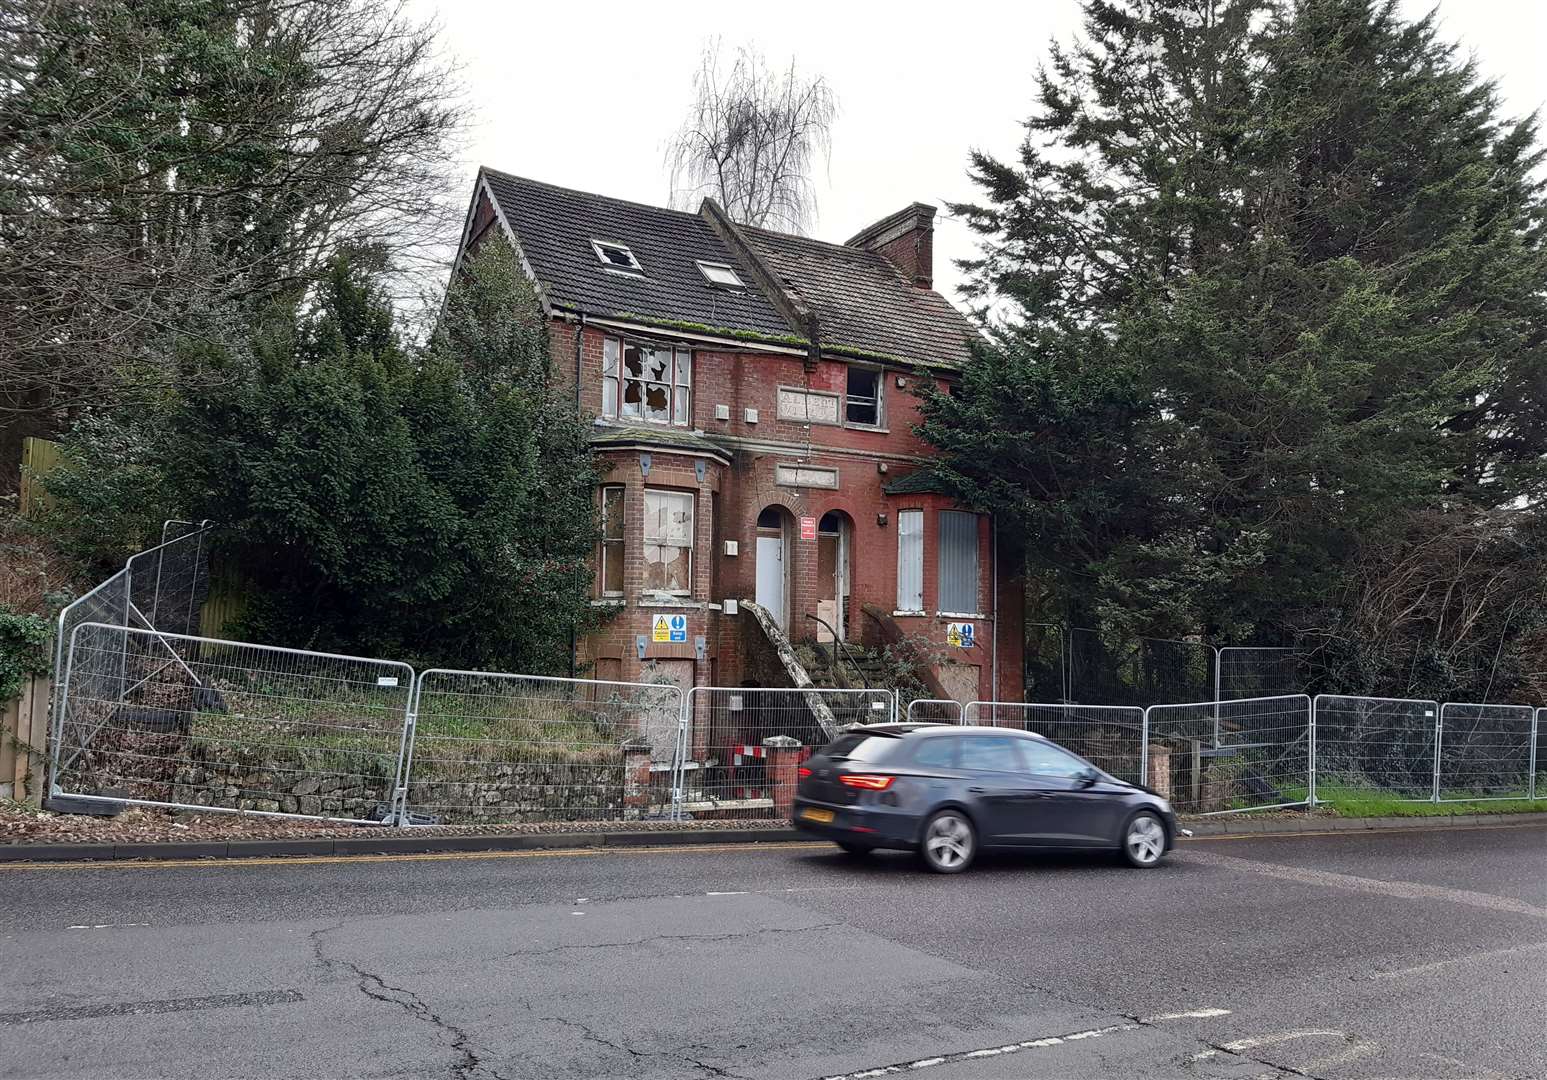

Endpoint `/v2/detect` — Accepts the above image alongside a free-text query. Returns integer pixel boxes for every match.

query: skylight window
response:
[592,240,643,274]
[696,260,744,289]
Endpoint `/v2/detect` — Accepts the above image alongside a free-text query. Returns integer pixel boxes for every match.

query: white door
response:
[756,534,785,629]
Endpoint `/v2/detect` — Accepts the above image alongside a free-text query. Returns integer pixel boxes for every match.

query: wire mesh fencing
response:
[1437,703,1536,801]
[906,698,963,723]
[404,670,684,825]
[1067,628,1215,707]
[1143,695,1312,814]
[1311,695,1439,803]
[1216,647,1301,700]
[964,702,1146,785]
[680,686,894,817]
[54,623,413,822]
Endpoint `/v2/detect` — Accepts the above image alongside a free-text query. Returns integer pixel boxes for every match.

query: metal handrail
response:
[804,613,869,690]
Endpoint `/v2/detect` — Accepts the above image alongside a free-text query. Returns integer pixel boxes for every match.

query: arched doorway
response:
[816,510,853,641]
[755,506,790,630]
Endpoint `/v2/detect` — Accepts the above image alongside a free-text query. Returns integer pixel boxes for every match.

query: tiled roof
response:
[589,423,731,461]
[882,469,953,496]
[741,227,980,371]
[477,169,980,371]
[481,170,791,339]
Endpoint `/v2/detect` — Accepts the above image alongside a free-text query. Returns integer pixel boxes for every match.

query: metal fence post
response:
[389,671,421,827]
[1531,709,1540,801]
[1308,694,1318,808]
[1432,703,1444,803]
[1140,705,1151,791]
[1212,647,1223,748]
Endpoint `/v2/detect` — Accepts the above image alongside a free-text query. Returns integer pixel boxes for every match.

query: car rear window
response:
[821,733,898,762]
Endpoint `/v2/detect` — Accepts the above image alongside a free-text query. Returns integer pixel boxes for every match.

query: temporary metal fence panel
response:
[964,701,1146,786]
[906,698,963,724]
[1535,710,1543,801]
[1215,647,1300,701]
[1067,628,1214,707]
[403,670,685,825]
[1143,695,1311,814]
[1436,702,1536,801]
[53,623,413,824]
[1311,695,1438,804]
[680,686,894,817]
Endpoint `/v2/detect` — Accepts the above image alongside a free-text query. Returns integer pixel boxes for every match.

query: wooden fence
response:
[1,674,49,806]
[19,436,60,518]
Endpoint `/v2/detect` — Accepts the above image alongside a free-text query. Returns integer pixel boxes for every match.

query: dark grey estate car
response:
[792,724,1183,873]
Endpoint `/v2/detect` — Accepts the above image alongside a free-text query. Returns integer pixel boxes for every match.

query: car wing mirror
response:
[1077,767,1099,788]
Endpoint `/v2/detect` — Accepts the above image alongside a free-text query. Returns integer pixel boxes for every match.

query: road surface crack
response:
[310,923,512,1080]
[502,921,841,959]
[538,1016,752,1078]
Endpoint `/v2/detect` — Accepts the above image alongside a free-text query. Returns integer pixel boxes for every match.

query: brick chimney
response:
[845,203,936,289]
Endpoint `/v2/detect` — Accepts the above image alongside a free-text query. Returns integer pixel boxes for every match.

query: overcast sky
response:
[416,1,1547,304]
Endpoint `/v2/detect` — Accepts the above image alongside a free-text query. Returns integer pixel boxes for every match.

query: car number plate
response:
[800,807,835,823]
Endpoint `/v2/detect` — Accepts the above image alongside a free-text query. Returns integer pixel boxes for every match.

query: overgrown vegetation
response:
[0,604,50,700]
[47,243,607,674]
[921,0,1547,703]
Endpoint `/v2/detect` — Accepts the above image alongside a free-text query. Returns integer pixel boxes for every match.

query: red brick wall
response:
[562,320,1022,705]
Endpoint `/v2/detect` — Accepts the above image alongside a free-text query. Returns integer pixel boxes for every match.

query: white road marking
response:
[706,890,748,896]
[816,1024,1141,1079]
[1220,1030,1346,1052]
[1143,1007,1232,1021]
[1186,851,1547,919]
[1369,939,1547,979]
[66,923,149,930]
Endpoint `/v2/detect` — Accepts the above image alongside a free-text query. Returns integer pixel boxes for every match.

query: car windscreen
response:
[820,733,898,762]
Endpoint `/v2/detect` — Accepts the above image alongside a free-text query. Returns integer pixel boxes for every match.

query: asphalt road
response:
[0,823,1543,1080]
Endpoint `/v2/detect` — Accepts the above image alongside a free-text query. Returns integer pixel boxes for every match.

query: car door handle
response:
[967,786,986,794]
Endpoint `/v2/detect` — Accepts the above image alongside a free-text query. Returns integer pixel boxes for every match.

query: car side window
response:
[1019,740,1091,779]
[957,736,1026,773]
[910,736,959,769]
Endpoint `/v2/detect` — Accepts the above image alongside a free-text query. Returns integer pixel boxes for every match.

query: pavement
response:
[0,823,1542,1080]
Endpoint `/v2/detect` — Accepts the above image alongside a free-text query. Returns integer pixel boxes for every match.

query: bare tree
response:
[0,0,463,459]
[666,41,836,233]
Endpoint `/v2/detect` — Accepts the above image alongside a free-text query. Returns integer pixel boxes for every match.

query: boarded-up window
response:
[643,489,694,595]
[896,509,923,612]
[599,486,624,596]
[938,511,980,613]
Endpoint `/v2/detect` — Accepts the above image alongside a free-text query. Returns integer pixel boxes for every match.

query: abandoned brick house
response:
[451,168,1025,713]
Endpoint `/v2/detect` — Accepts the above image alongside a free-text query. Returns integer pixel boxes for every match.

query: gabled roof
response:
[480,170,791,339]
[472,168,979,371]
[740,227,979,371]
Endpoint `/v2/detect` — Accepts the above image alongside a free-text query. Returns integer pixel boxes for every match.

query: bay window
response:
[938,510,981,613]
[896,509,923,612]
[643,489,694,595]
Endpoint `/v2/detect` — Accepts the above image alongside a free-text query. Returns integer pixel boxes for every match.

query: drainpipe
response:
[570,313,586,680]
[990,521,999,703]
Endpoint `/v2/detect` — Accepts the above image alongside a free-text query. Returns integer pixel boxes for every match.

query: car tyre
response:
[836,841,873,857]
[919,809,976,874]
[1121,810,1168,869]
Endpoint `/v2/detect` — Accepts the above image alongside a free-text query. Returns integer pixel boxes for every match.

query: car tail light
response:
[839,774,895,790]
[797,766,812,778]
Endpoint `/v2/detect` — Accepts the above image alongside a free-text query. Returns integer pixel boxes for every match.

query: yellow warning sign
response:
[652,614,672,643]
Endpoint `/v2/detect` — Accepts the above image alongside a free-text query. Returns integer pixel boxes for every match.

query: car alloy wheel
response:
[1123,811,1167,868]
[921,810,976,874]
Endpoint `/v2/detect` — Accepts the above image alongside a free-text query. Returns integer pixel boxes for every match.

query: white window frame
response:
[643,488,695,597]
[598,485,625,598]
[602,336,691,426]
[896,508,924,613]
[591,239,643,274]
[695,260,745,289]
[844,365,885,429]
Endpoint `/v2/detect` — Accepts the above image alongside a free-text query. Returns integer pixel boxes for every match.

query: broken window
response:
[643,489,694,595]
[599,486,624,596]
[592,240,643,273]
[612,339,690,425]
[846,367,882,427]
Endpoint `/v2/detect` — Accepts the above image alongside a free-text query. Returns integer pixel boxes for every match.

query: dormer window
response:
[696,260,744,289]
[592,240,643,274]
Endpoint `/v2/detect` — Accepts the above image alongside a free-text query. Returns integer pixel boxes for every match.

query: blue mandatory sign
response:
[669,614,688,643]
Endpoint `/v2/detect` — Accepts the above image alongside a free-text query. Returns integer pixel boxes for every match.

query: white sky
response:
[416,0,1547,305]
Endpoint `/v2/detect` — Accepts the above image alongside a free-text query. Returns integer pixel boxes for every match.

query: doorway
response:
[816,511,852,640]
[755,506,788,630]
